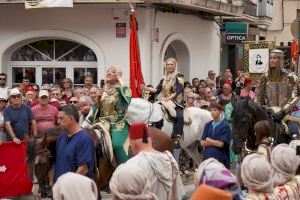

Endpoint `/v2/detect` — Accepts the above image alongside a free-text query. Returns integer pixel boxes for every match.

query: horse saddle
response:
[159,100,192,124]
[92,121,114,163]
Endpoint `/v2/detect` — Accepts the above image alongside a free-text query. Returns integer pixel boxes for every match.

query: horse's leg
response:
[184,140,202,165]
[39,183,47,198]
[47,167,54,187]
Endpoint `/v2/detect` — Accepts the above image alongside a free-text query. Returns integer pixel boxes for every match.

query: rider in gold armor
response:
[83,66,131,164]
[144,58,184,140]
[257,49,299,122]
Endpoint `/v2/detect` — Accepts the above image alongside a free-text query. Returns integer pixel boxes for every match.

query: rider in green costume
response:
[82,66,131,164]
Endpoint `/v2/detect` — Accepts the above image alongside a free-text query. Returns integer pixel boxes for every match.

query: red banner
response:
[291,39,298,59]
[0,141,33,198]
[130,11,145,98]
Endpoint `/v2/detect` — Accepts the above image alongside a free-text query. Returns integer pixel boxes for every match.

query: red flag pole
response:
[129,5,145,98]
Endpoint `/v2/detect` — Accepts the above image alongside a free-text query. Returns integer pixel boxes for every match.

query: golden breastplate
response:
[162,78,175,98]
[266,81,290,107]
[99,90,119,119]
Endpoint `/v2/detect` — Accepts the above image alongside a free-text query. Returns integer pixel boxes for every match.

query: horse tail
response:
[26,140,36,180]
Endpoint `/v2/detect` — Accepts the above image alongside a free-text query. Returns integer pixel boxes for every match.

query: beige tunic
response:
[126,151,185,200]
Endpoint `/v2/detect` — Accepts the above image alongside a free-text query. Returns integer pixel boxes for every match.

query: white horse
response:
[127,98,212,164]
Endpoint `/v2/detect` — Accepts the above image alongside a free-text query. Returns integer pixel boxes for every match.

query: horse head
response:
[26,127,62,197]
[231,98,266,154]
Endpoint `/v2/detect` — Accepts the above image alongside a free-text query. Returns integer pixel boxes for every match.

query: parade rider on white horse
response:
[143,58,185,143]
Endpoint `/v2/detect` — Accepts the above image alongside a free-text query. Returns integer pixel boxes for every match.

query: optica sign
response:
[225,22,248,43]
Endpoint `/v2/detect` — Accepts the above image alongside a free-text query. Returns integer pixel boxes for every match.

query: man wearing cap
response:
[4,88,37,143]
[257,49,299,123]
[31,90,58,136]
[126,123,185,200]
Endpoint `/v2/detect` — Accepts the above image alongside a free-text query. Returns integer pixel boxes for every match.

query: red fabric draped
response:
[0,141,33,198]
[291,39,298,59]
[130,11,144,98]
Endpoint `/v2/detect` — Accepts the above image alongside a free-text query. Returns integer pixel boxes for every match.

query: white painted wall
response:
[152,11,221,83]
[0,3,220,86]
[266,0,300,45]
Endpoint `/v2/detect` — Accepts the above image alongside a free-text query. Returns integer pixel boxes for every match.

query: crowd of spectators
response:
[0,68,300,200]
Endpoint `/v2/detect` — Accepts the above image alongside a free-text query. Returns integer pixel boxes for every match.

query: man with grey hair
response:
[257,49,298,122]
[78,96,92,125]
[54,105,95,183]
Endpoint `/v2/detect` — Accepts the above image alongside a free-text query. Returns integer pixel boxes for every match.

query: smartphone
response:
[296,145,300,156]
[100,79,105,88]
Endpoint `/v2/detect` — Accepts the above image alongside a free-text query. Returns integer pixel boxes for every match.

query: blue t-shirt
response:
[54,129,95,182]
[4,104,34,140]
[201,120,231,169]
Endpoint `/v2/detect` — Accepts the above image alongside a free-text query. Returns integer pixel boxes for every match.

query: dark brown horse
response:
[26,126,61,198]
[89,126,174,191]
[26,126,174,198]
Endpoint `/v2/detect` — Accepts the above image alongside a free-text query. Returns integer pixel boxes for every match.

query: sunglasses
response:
[69,101,78,104]
[0,78,6,81]
[11,95,21,99]
[0,100,7,103]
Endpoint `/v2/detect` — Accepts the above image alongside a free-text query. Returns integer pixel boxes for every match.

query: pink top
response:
[31,104,58,135]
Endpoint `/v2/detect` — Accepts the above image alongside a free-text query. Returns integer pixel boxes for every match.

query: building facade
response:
[0,0,243,86]
[266,0,299,45]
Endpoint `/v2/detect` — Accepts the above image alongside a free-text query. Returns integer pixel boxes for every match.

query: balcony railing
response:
[243,0,257,17]
[258,0,273,18]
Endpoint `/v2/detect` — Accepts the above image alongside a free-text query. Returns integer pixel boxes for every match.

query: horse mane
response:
[26,139,36,180]
[37,126,62,139]
[232,98,267,121]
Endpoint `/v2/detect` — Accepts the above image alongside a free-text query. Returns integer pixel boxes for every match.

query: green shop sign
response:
[225,22,248,43]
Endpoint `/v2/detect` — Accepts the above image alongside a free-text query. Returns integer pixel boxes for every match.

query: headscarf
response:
[52,172,98,200]
[241,153,273,192]
[271,144,299,187]
[289,139,300,151]
[109,164,158,200]
[289,140,300,173]
[164,58,178,80]
[268,49,284,82]
[195,158,244,200]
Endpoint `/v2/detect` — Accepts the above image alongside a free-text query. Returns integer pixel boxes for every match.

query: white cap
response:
[39,90,49,98]
[10,88,21,96]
